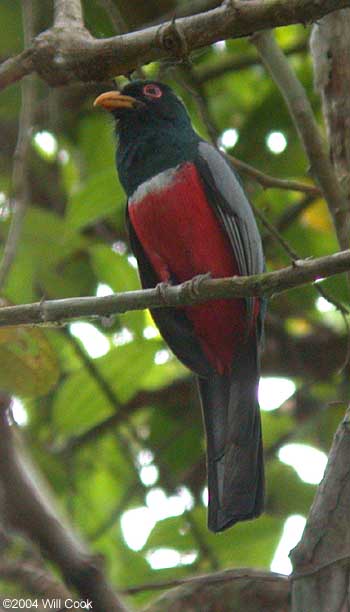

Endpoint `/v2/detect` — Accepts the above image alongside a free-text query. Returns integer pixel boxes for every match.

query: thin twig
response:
[252,202,350,315]
[195,38,308,83]
[251,30,350,250]
[176,64,219,145]
[277,194,317,233]
[0,1,35,292]
[229,155,321,196]
[63,328,121,411]
[97,0,128,33]
[56,378,191,454]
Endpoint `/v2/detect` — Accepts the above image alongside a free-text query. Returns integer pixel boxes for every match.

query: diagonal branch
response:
[0,394,131,612]
[229,154,320,196]
[1,0,349,91]
[0,249,350,327]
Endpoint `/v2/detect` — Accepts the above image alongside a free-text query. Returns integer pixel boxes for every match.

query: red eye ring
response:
[142,84,163,99]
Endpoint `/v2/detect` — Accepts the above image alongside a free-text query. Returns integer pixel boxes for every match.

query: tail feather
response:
[198,335,264,532]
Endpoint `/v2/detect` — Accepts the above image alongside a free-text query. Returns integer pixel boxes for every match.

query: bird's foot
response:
[183,272,212,300]
[156,280,173,305]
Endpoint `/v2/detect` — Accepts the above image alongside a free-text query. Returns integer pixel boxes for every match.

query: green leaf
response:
[90,244,139,292]
[146,509,284,568]
[52,339,160,437]
[267,460,316,516]
[78,115,116,177]
[65,169,123,233]
[0,326,59,397]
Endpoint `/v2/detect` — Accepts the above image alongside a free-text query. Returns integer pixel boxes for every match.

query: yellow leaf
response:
[301,199,332,233]
[286,317,312,336]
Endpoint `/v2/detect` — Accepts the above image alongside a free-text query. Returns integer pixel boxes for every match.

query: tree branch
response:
[251,30,350,251]
[290,404,350,611]
[0,1,35,291]
[0,250,350,327]
[54,0,84,27]
[1,0,349,91]
[311,10,350,214]
[0,559,72,601]
[142,568,289,612]
[0,50,34,91]
[0,395,131,612]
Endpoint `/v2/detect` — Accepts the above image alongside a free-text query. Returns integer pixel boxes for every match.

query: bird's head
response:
[94,80,199,195]
[94,79,190,128]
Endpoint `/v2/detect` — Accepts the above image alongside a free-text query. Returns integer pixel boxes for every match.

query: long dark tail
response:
[198,335,264,532]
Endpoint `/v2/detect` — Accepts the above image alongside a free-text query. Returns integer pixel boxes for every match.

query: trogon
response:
[94,80,265,533]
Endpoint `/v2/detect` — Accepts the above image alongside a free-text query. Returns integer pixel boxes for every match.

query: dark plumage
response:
[94,80,266,532]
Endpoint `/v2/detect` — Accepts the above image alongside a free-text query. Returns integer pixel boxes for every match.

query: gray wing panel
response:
[197,142,264,278]
[196,142,264,322]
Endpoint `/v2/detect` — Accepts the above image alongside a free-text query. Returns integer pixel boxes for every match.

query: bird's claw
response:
[156,280,173,305]
[183,272,212,300]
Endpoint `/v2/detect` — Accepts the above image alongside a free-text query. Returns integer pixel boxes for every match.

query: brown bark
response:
[289,14,350,611]
[142,569,289,612]
[310,9,350,206]
[291,406,350,612]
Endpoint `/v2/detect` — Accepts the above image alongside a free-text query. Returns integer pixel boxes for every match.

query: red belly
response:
[128,162,246,374]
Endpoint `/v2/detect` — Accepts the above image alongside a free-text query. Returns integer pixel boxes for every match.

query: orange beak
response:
[93,91,138,111]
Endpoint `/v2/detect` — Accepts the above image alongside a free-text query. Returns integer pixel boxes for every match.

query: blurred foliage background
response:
[0,0,348,608]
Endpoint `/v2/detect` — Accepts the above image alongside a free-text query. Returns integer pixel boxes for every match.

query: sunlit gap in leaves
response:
[69,322,110,358]
[33,130,58,160]
[154,349,171,365]
[127,255,138,269]
[113,328,134,347]
[143,325,159,340]
[58,149,70,165]
[270,515,306,575]
[0,192,10,221]
[212,40,226,52]
[121,486,195,568]
[201,487,208,507]
[266,131,287,154]
[315,296,336,313]
[96,283,114,297]
[218,128,239,151]
[11,397,28,426]
[258,377,296,411]
[147,549,198,570]
[112,240,127,255]
[137,449,159,487]
[279,443,327,485]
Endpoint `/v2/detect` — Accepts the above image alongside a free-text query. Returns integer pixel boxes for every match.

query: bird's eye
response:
[142,84,163,99]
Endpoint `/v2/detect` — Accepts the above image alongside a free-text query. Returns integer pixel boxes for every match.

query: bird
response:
[94,80,265,533]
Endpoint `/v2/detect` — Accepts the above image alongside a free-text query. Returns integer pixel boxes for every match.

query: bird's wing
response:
[195,142,265,324]
[126,207,213,378]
